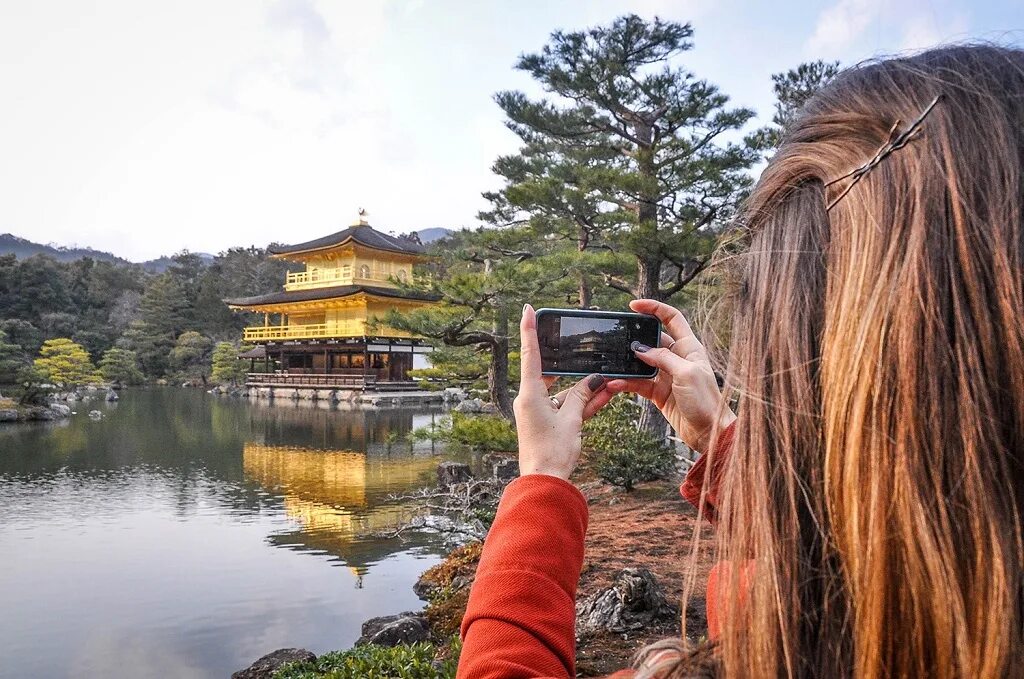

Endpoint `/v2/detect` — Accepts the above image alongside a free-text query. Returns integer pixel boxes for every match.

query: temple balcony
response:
[283,267,431,291]
[242,320,415,342]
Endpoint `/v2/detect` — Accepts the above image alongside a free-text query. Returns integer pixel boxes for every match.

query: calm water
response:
[0,389,459,679]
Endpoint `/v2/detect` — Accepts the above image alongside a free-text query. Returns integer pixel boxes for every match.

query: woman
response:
[458,45,1024,678]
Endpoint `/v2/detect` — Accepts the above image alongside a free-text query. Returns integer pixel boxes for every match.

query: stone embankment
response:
[0,385,118,423]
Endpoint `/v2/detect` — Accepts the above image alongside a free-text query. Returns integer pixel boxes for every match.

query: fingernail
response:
[522,303,530,314]
[587,374,605,391]
[631,341,651,353]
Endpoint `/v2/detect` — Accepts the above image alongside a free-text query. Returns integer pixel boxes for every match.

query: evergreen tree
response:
[0,330,27,385]
[750,60,841,151]
[386,230,567,420]
[33,338,99,388]
[98,348,145,386]
[486,15,758,432]
[169,331,214,384]
[487,15,756,303]
[117,320,173,378]
[210,342,249,386]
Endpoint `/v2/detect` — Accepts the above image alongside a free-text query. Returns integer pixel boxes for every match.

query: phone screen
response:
[536,309,660,378]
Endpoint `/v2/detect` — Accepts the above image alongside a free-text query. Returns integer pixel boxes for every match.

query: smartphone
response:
[535,308,661,378]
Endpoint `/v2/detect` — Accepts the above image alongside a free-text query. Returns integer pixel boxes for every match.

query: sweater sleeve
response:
[457,474,589,679]
[679,421,736,524]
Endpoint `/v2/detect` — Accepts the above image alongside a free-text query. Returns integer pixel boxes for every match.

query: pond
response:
[0,389,461,679]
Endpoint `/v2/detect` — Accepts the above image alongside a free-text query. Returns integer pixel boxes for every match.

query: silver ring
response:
[666,340,678,351]
[549,395,561,409]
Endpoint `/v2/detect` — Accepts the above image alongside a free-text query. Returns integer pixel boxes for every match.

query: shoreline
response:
[235,467,714,678]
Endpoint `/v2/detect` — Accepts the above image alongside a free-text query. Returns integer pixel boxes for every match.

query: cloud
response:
[806,0,884,58]
[899,11,970,52]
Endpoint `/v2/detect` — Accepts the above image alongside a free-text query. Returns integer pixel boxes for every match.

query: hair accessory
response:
[824,94,942,212]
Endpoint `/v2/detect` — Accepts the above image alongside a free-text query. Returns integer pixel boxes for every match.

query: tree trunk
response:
[489,322,514,421]
[633,119,670,439]
[578,224,592,308]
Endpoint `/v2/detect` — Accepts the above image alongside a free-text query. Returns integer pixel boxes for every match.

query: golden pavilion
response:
[225,213,438,388]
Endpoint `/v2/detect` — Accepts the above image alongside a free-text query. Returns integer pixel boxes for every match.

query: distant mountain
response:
[416,227,453,243]
[140,253,215,274]
[0,233,132,265]
[0,228,453,269]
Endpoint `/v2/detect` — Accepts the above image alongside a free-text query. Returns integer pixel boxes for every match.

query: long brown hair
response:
[649,45,1024,678]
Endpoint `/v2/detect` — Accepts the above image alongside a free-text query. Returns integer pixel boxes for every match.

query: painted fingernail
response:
[631,341,651,353]
[587,374,606,391]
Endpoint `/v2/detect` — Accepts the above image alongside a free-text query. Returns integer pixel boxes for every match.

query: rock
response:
[479,401,499,414]
[453,398,484,414]
[437,461,473,487]
[492,458,520,482]
[88,410,103,420]
[49,403,71,417]
[442,387,468,402]
[85,385,99,392]
[575,567,677,636]
[65,392,79,402]
[231,648,316,679]
[105,389,118,402]
[29,407,55,421]
[0,409,18,422]
[356,612,430,647]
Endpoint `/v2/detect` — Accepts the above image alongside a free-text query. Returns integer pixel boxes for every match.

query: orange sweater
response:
[458,423,736,679]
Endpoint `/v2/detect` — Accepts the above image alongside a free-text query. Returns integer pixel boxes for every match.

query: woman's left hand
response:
[514,304,615,480]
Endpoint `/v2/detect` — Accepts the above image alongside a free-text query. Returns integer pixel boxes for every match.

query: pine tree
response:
[98,348,145,386]
[210,342,249,386]
[749,60,841,152]
[0,330,27,385]
[169,331,214,384]
[33,338,99,388]
[385,229,568,420]
[486,15,758,432]
[488,15,756,304]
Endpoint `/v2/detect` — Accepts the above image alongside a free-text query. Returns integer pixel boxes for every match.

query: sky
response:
[0,0,1021,261]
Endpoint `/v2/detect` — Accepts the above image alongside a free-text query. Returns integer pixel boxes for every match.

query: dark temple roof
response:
[268,224,426,257]
[224,284,440,308]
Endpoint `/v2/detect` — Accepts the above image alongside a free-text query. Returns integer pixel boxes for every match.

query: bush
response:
[273,640,459,679]
[411,413,517,452]
[583,395,676,491]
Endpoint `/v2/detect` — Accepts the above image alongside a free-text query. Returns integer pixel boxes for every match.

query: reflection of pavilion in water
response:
[242,441,444,581]
[244,402,444,456]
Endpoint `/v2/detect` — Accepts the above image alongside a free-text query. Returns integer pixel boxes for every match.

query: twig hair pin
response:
[824,94,942,212]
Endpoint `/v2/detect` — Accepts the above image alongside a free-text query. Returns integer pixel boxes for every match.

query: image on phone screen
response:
[537,310,659,377]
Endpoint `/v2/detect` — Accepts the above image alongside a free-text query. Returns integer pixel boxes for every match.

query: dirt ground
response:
[572,476,716,677]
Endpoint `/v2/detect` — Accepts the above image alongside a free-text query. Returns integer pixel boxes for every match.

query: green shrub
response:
[273,640,459,679]
[411,413,517,452]
[583,395,676,491]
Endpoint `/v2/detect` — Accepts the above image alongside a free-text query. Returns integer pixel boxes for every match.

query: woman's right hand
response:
[606,299,736,454]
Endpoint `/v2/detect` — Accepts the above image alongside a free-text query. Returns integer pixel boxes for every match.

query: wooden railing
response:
[246,372,377,388]
[242,321,364,341]
[284,268,401,291]
[283,267,431,291]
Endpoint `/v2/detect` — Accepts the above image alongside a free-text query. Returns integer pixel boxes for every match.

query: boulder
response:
[442,387,468,403]
[575,567,677,636]
[437,461,473,487]
[231,648,316,679]
[88,410,103,420]
[453,398,484,414]
[479,401,499,414]
[355,612,430,647]
[0,409,19,422]
[49,403,71,417]
[29,407,55,421]
[105,389,119,402]
[492,458,520,482]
